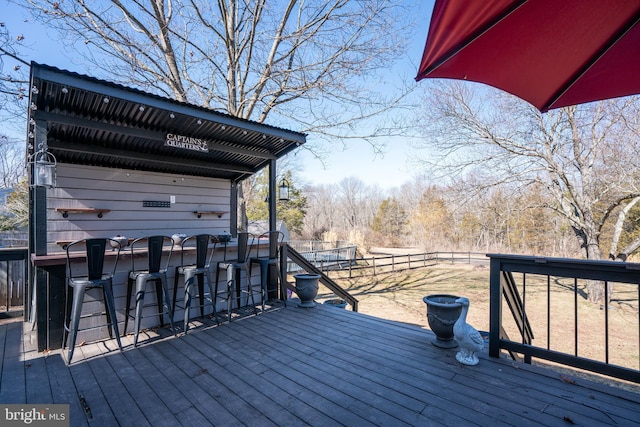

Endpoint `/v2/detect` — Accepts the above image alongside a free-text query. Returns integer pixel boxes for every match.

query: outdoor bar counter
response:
[26,63,306,352]
[31,239,268,351]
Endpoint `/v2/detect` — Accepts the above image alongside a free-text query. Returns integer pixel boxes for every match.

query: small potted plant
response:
[323,298,348,309]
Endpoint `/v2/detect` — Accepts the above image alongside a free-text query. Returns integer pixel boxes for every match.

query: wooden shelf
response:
[193,211,227,218]
[55,208,111,218]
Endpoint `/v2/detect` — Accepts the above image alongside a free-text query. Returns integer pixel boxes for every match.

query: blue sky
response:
[3,0,434,190]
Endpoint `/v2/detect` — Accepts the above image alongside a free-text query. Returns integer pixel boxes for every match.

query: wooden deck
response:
[1,304,639,426]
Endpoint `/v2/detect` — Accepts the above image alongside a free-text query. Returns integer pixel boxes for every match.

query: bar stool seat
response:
[249,231,287,311]
[63,238,124,365]
[214,232,259,322]
[124,235,176,346]
[173,234,219,333]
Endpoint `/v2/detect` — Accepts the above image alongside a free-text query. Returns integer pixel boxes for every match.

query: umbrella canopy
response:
[416,0,640,112]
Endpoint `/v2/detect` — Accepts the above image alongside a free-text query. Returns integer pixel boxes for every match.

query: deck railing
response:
[0,247,29,318]
[488,254,640,383]
[282,244,359,311]
[286,244,358,272]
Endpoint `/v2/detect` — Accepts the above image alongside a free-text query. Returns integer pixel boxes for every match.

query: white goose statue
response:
[453,297,484,366]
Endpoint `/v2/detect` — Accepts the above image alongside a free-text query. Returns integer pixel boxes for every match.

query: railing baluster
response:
[547,275,551,351]
[604,280,609,364]
[574,277,578,357]
[522,273,527,344]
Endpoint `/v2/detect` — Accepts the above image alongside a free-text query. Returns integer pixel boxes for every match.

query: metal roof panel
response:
[28,63,306,181]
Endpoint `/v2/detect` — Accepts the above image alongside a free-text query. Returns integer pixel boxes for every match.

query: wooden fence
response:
[0,231,28,248]
[302,251,488,278]
[0,248,28,315]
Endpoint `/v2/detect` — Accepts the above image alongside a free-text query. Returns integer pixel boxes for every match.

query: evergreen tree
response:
[246,171,307,236]
[372,198,407,246]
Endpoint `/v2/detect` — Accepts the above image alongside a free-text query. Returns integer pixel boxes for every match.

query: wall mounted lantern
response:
[278,177,290,201]
[29,143,57,188]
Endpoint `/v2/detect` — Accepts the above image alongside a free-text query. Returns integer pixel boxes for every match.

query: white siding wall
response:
[46,164,231,250]
[45,164,265,343]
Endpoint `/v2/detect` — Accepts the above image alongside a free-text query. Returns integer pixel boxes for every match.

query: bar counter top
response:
[30,241,244,267]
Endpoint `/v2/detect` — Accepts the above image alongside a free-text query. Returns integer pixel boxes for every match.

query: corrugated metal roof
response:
[28,63,306,181]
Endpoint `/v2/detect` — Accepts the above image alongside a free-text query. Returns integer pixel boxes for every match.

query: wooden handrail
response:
[282,244,358,311]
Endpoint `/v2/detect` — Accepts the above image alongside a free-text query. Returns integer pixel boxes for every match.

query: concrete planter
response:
[423,294,463,348]
[294,274,321,307]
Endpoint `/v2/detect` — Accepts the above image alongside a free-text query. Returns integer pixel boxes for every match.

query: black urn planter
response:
[423,294,463,348]
[294,274,321,307]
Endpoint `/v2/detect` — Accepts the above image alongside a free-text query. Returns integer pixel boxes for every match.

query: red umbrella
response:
[416,0,640,112]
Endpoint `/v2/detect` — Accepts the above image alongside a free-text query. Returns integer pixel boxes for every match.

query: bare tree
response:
[20,0,413,135]
[0,135,25,188]
[0,22,29,120]
[417,81,640,303]
[301,177,383,247]
[19,0,415,229]
[0,178,29,230]
[0,22,29,190]
[301,184,339,239]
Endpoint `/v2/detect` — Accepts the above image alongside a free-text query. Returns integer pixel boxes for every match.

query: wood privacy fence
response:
[0,248,28,313]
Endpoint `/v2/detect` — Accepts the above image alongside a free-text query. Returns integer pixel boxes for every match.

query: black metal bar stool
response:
[172,234,219,333]
[214,232,259,322]
[123,235,175,346]
[249,230,287,311]
[63,238,124,364]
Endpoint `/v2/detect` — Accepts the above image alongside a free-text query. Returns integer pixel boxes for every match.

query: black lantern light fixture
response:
[278,177,290,201]
[28,142,57,189]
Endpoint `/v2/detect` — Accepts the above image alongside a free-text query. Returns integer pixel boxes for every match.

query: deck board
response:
[1,305,639,426]
[45,356,90,427]
[0,322,26,404]
[175,334,312,427]
[140,342,242,426]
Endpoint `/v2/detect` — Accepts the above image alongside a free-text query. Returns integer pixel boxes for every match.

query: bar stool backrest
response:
[252,231,284,260]
[196,234,211,268]
[237,232,252,263]
[130,235,174,273]
[66,238,120,281]
[86,239,107,280]
[180,234,216,268]
[268,231,284,259]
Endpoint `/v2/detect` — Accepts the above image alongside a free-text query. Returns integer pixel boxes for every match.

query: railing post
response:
[280,244,289,301]
[489,256,502,358]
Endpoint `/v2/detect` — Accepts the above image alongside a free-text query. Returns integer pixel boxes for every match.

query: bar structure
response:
[27,63,306,351]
